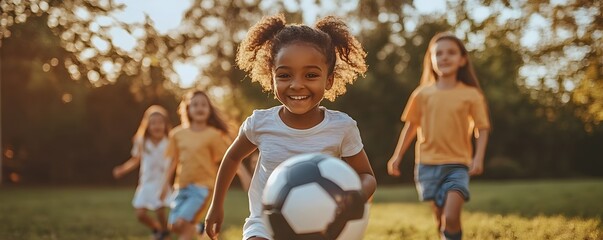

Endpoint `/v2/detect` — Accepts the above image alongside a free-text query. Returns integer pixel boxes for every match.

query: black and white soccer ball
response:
[262,153,369,240]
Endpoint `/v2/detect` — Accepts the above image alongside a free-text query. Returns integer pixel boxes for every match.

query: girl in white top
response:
[205,14,377,240]
[113,105,172,239]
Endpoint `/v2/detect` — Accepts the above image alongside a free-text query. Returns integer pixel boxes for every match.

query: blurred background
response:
[2,0,602,185]
[2,1,603,239]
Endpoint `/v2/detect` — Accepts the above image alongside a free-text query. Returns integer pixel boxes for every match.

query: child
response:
[113,105,172,240]
[162,90,251,240]
[387,32,491,240]
[204,14,377,240]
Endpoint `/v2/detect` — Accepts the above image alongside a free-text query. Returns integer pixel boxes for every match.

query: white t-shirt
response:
[240,106,364,239]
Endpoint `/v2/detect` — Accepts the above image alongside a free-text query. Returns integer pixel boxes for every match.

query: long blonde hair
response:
[133,105,171,144]
[420,32,483,90]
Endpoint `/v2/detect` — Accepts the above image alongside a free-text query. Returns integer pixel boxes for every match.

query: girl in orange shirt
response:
[162,90,250,240]
[387,33,490,240]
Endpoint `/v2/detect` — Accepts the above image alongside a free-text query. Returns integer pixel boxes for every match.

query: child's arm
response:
[387,122,418,177]
[112,156,141,179]
[215,143,252,192]
[469,129,489,176]
[205,133,257,240]
[214,134,253,192]
[160,156,178,200]
[343,150,377,202]
[236,164,252,192]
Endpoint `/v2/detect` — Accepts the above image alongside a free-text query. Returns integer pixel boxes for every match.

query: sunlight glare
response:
[414,0,446,14]
[109,27,137,53]
[174,62,199,88]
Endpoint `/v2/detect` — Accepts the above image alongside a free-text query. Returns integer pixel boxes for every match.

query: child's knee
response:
[135,209,148,221]
[170,219,189,233]
[170,219,183,232]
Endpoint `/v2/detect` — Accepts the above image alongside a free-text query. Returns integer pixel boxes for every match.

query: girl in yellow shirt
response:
[162,90,250,240]
[387,33,491,240]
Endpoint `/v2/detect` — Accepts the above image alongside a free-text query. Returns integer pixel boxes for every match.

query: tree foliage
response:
[463,0,602,127]
[1,0,602,184]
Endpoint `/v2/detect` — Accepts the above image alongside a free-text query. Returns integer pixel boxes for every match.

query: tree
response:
[1,2,181,184]
[2,0,602,184]
[459,0,603,128]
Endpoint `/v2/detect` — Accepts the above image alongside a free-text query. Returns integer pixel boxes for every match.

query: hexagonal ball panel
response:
[318,158,362,191]
[281,182,337,233]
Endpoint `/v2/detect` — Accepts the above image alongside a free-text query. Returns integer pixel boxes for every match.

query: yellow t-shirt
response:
[402,83,490,166]
[165,126,229,189]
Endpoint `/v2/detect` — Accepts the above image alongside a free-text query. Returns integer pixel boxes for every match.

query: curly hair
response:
[236,14,367,101]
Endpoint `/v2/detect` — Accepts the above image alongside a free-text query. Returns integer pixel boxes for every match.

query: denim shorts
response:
[169,184,209,225]
[415,164,470,207]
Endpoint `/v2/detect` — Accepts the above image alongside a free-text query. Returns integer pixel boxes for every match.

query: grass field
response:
[1,179,602,240]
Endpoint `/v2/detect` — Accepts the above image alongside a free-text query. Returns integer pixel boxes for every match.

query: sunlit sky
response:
[98,0,548,88]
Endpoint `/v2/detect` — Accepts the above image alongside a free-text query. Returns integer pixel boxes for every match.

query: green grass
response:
[1,180,602,240]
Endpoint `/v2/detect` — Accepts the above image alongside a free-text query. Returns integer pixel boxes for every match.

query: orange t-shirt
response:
[402,83,490,166]
[165,126,229,189]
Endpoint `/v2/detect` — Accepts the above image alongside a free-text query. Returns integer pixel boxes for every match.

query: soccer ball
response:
[262,153,369,240]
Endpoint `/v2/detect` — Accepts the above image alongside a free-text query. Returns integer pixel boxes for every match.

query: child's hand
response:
[205,204,224,240]
[387,157,401,177]
[112,166,124,179]
[469,158,484,176]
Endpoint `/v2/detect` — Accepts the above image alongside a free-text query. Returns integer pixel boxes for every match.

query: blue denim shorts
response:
[415,164,470,207]
[169,184,209,225]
